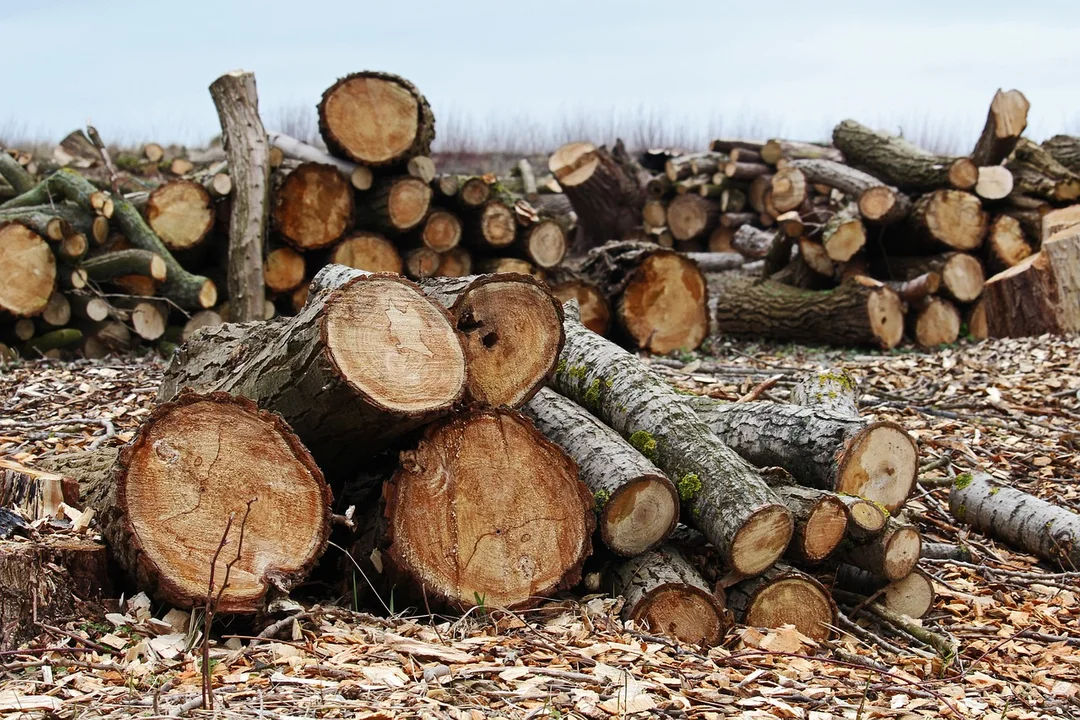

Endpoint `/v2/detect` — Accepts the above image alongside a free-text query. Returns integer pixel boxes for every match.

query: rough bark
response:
[579,241,709,353]
[548,141,643,254]
[1041,134,1080,174]
[420,273,563,408]
[835,517,921,582]
[1008,138,1080,203]
[263,246,307,292]
[820,202,866,262]
[382,408,593,610]
[906,190,988,252]
[984,214,1033,274]
[318,71,435,166]
[884,272,941,305]
[713,274,905,350]
[833,564,935,619]
[41,393,331,613]
[731,225,777,260]
[883,253,985,303]
[0,222,56,317]
[684,252,745,273]
[329,231,404,274]
[726,563,837,640]
[551,307,792,577]
[609,545,730,646]
[210,70,269,322]
[950,473,1080,570]
[0,151,34,194]
[971,89,1030,166]
[355,175,432,235]
[159,264,467,471]
[82,249,167,284]
[546,276,611,336]
[832,119,978,191]
[144,179,215,252]
[685,395,916,513]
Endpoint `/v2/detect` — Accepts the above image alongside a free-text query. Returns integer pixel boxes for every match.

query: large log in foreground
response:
[383,408,594,610]
[159,264,467,470]
[551,305,792,577]
[950,473,1080,570]
[421,274,563,408]
[523,388,679,556]
[42,392,331,613]
[712,274,905,350]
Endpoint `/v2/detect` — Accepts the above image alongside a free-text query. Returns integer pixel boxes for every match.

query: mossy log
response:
[159,264,467,472]
[712,274,905,350]
[551,306,792,577]
[523,388,678,556]
[727,563,837,640]
[419,273,563,408]
[579,241,709,354]
[832,119,978,191]
[950,472,1080,570]
[82,249,168,283]
[0,151,35,194]
[40,393,331,613]
[0,204,108,245]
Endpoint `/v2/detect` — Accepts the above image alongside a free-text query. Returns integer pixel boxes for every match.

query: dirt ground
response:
[0,334,1078,719]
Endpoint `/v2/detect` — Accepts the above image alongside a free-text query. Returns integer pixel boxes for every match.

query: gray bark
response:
[835,516,921,582]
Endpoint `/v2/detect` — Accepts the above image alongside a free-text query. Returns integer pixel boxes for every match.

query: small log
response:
[858,185,913,225]
[465,199,517,250]
[839,495,888,541]
[984,215,1033,274]
[975,166,1014,201]
[666,194,719,242]
[0,151,34,194]
[1041,134,1080,174]
[642,198,666,229]
[524,388,678,556]
[406,156,436,183]
[884,253,985,303]
[420,274,563,408]
[355,175,432,235]
[833,564,935,619]
[921,542,973,562]
[412,209,462,252]
[457,177,491,209]
[666,152,721,181]
[435,247,473,278]
[609,545,730,646]
[517,218,567,268]
[771,485,848,563]
[727,564,837,640]
[144,179,215,252]
[949,472,1080,570]
[403,248,440,280]
[330,232,404,274]
[836,517,921,582]
[1008,138,1080,203]
[768,167,808,213]
[318,71,434,166]
[579,241,709,353]
[833,119,978,191]
[69,291,111,322]
[820,203,866,262]
[761,140,843,166]
[966,298,989,340]
[266,131,371,190]
[0,204,108,245]
[517,158,538,200]
[684,252,745,273]
[0,221,56,317]
[551,307,792,577]
[724,161,771,181]
[263,246,307,293]
[910,296,961,347]
[42,393,331,612]
[971,89,1030,166]
[272,162,354,250]
[789,368,860,420]
[81,249,168,283]
[382,408,593,610]
[731,225,776,260]
[885,271,941,305]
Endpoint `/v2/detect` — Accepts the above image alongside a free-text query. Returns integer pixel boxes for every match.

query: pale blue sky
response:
[3,1,1079,150]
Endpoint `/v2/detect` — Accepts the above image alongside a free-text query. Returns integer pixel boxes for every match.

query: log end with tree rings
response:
[144,179,215,252]
[799,494,849,562]
[834,421,918,513]
[384,177,433,233]
[324,275,467,414]
[912,296,961,347]
[941,253,985,303]
[264,247,307,293]
[113,392,331,612]
[548,280,611,336]
[0,222,57,317]
[476,201,516,248]
[330,232,404,274]
[420,210,462,252]
[728,566,837,640]
[618,251,708,354]
[273,162,354,250]
[548,142,599,186]
[861,278,905,349]
[729,506,797,577]
[385,409,594,610]
[521,220,567,268]
[318,72,430,166]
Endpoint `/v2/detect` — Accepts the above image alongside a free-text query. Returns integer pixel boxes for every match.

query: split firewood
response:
[833,564,936,619]
[727,563,837,640]
[949,473,1080,570]
[378,408,593,610]
[882,253,985,303]
[551,304,793,577]
[548,141,643,253]
[159,264,467,470]
[420,273,563,407]
[578,241,709,354]
[971,89,1030,166]
[832,119,978,191]
[524,388,678,556]
[835,516,921,582]
[272,162,354,250]
[0,221,56,317]
[329,232,404,274]
[608,545,730,646]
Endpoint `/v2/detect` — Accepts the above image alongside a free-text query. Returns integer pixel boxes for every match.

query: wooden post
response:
[210,70,269,323]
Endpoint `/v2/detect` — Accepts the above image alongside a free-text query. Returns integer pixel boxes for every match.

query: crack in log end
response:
[384,300,435,359]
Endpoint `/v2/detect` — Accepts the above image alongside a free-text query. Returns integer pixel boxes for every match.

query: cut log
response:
[144,179,215,252]
[159,264,467,470]
[1,167,113,218]
[39,291,71,327]
[833,564,935,619]
[731,225,776,260]
[667,194,719,241]
[0,535,111,649]
[42,392,331,612]
[966,298,989,340]
[546,277,611,336]
[457,176,491,208]
[272,162,354,250]
[713,274,905,350]
[551,307,792,577]
[771,485,848,563]
[267,131,372,190]
[1041,205,1080,244]
[330,232,404,274]
[971,89,1030,166]
[421,273,563,408]
[727,564,837,640]
[25,328,82,355]
[517,218,566,268]
[858,185,913,225]
[839,495,888,541]
[724,161,771,181]
[609,545,729,646]
[685,395,916,513]
[210,70,270,323]
[263,246,307,292]
[524,388,678,556]
[836,517,921,582]
[985,214,1033,274]
[82,249,168,284]
[55,231,89,264]
[907,189,988,252]
[642,199,666,229]
[70,291,111,322]
[182,310,224,340]
[949,472,1080,570]
[382,408,593,610]
[1008,138,1080,203]
[435,247,473,278]
[464,199,516,250]
[768,167,807,213]
[548,141,643,253]
[0,221,56,317]
[790,367,860,420]
[0,458,79,521]
[413,209,462,252]
[910,296,961,347]
[820,203,866,262]
[883,253,984,303]
[402,247,439,280]
[665,152,722,182]
[832,119,978,191]
[0,151,34,194]
[354,175,432,236]
[579,241,709,353]
[318,71,434,166]
[406,156,437,183]
[975,165,1014,201]
[1041,134,1080,174]
[761,140,843,166]
[885,272,941,305]
[517,158,538,200]
[684,251,745,273]
[0,204,108,245]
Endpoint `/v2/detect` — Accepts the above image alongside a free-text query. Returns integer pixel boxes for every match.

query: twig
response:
[835,589,959,661]
[36,622,113,654]
[736,374,784,402]
[249,611,312,648]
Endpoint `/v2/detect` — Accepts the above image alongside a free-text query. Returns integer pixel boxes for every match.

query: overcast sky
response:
[3,1,1079,150]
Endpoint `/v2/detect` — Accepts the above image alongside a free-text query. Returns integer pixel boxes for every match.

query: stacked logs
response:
[12,283,946,650]
[550,88,1080,347]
